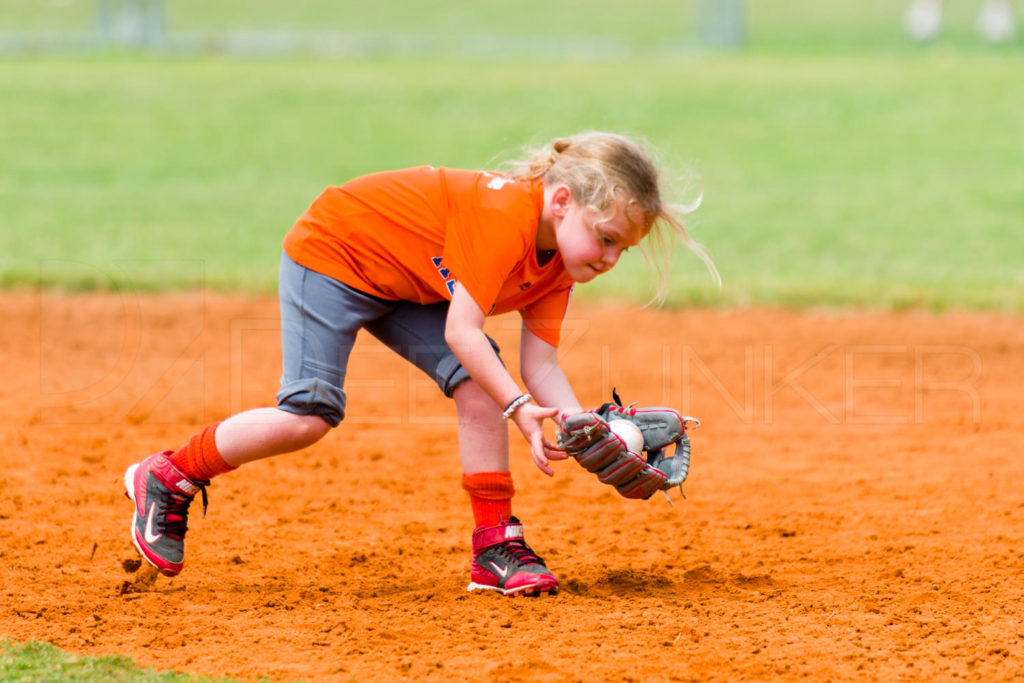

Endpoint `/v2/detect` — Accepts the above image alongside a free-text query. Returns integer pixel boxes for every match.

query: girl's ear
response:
[549,185,572,218]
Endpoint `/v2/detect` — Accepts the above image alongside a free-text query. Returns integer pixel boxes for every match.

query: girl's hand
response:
[511,403,566,476]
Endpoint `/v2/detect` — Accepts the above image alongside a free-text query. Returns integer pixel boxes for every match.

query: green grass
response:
[0,638,269,682]
[0,2,1021,309]
[1,52,1021,309]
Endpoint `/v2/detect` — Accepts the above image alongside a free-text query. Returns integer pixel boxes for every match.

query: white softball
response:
[608,419,644,453]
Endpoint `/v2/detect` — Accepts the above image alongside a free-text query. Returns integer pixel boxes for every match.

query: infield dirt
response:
[2,292,1022,681]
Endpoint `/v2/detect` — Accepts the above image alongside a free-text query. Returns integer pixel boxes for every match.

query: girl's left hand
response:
[512,403,568,476]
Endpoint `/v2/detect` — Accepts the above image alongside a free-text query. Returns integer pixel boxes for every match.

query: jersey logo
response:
[519,281,532,291]
[430,256,458,296]
[486,176,512,190]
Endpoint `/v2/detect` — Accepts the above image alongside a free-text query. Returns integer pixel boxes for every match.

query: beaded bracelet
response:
[501,393,532,420]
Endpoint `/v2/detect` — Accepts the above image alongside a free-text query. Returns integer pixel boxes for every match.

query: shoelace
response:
[160,482,209,541]
[495,540,547,568]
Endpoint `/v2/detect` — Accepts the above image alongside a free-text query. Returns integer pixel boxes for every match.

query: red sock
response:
[168,422,236,482]
[462,472,515,528]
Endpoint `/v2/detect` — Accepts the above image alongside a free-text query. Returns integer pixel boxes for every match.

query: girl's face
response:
[555,199,644,283]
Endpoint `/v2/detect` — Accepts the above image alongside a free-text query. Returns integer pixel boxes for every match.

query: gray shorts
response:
[276,252,501,427]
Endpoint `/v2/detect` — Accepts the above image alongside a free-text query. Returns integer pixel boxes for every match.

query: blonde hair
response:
[508,131,720,303]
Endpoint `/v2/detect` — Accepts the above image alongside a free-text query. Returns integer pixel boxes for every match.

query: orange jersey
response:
[283,166,576,346]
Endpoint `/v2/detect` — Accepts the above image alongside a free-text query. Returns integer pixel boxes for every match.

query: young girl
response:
[124,131,715,597]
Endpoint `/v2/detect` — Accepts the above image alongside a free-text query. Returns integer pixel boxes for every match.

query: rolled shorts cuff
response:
[276,377,346,427]
[434,338,502,398]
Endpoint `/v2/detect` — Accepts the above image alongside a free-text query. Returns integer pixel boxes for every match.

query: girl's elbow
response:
[444,322,467,348]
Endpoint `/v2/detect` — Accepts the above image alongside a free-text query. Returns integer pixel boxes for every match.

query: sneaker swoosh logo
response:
[488,561,509,578]
[144,502,163,544]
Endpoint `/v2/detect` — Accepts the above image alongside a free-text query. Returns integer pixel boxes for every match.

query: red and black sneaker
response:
[124,451,208,577]
[467,516,559,597]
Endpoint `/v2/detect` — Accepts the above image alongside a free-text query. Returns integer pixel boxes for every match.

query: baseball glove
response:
[558,389,700,500]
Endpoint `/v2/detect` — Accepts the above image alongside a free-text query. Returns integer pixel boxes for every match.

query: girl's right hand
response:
[511,403,565,476]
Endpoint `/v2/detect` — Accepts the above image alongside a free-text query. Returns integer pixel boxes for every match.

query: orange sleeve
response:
[441,177,537,315]
[519,285,574,347]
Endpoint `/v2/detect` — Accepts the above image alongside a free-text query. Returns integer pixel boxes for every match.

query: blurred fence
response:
[0,0,1016,56]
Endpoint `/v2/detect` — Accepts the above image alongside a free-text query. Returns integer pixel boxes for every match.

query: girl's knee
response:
[452,380,500,417]
[282,411,332,448]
